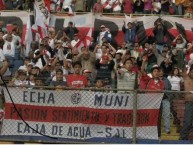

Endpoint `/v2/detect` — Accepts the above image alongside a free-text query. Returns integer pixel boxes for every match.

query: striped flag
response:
[32,4,48,39]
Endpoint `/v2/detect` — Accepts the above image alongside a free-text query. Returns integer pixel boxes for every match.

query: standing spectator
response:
[71,34,80,48]
[101,0,113,13]
[153,19,167,53]
[4,0,14,10]
[180,66,193,140]
[144,0,153,14]
[159,67,172,134]
[173,34,187,71]
[122,21,138,48]
[66,61,88,88]
[152,0,161,14]
[97,25,112,46]
[112,0,123,13]
[134,0,144,14]
[86,0,97,12]
[75,0,85,12]
[2,34,16,73]
[73,47,96,76]
[13,0,24,10]
[64,21,79,41]
[93,0,103,14]
[95,54,115,88]
[160,0,170,14]
[0,49,8,76]
[117,58,138,92]
[122,0,134,14]
[167,67,184,91]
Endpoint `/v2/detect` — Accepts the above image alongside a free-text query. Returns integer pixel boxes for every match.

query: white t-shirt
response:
[153,2,161,13]
[167,76,184,91]
[3,41,16,57]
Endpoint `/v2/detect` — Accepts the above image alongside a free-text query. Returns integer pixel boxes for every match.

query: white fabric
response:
[3,41,16,57]
[167,76,184,91]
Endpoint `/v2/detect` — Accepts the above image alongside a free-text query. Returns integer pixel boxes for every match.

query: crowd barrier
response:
[0,86,192,144]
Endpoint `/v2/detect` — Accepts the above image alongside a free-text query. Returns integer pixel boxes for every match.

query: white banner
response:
[1,88,163,140]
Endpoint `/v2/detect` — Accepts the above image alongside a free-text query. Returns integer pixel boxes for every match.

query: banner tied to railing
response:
[0,88,163,141]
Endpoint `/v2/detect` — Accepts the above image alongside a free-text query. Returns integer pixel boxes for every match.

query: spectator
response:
[82,69,94,87]
[122,0,134,14]
[86,0,97,12]
[0,49,9,76]
[34,75,45,89]
[160,0,170,14]
[8,66,28,87]
[117,58,138,92]
[112,0,122,13]
[71,34,80,48]
[66,61,88,88]
[167,67,184,91]
[153,19,167,53]
[173,34,187,71]
[122,21,138,48]
[152,0,161,14]
[144,0,153,14]
[64,21,79,41]
[0,31,5,49]
[75,0,85,12]
[93,0,103,14]
[97,25,112,46]
[134,0,144,14]
[180,66,193,140]
[95,77,104,89]
[95,54,115,88]
[4,0,14,10]
[2,34,16,73]
[159,67,172,134]
[73,47,96,76]
[101,0,113,13]
[50,69,67,89]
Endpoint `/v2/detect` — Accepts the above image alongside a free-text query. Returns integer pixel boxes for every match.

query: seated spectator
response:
[34,75,45,90]
[82,69,94,87]
[8,66,28,87]
[94,77,104,91]
[66,61,88,88]
[50,69,67,89]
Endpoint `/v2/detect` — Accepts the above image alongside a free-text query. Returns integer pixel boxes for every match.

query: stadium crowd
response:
[0,0,193,141]
[0,0,193,17]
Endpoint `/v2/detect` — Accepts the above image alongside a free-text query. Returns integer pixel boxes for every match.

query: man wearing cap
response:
[97,25,112,46]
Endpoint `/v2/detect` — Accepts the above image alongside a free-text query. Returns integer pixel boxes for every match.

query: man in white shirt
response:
[71,34,80,48]
[2,34,16,70]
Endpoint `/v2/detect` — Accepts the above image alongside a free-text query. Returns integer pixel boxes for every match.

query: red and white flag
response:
[32,4,48,39]
[83,27,92,48]
[23,15,33,57]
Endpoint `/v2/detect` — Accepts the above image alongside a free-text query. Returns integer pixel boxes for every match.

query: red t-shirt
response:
[66,74,88,88]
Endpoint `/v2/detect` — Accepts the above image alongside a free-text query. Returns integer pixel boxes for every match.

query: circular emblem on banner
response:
[71,93,81,104]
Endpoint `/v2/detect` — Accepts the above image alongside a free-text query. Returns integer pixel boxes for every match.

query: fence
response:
[0,86,192,144]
